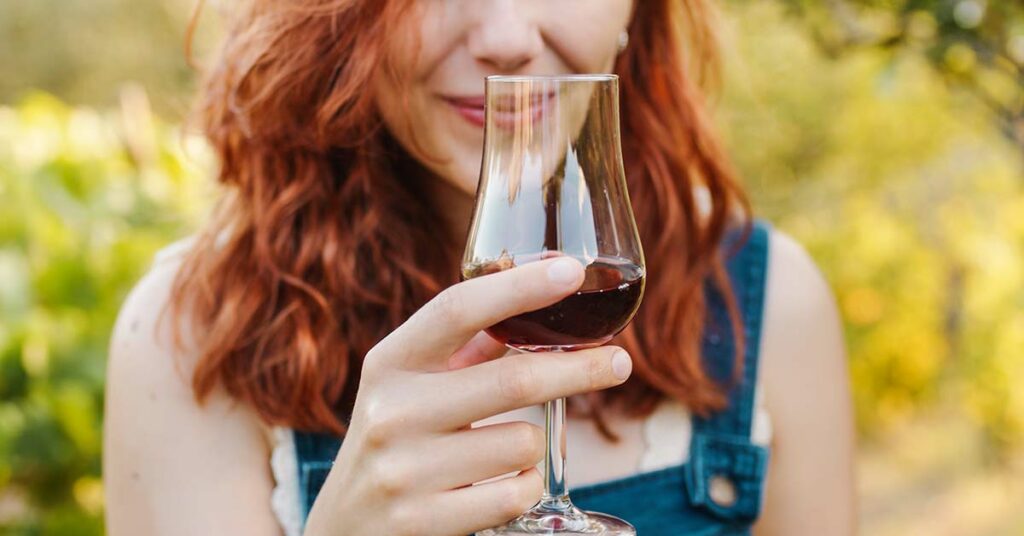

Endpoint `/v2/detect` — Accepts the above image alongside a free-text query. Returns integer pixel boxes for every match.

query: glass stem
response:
[540,397,572,511]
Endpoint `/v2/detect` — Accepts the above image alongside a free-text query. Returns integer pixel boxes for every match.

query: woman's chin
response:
[441,172,480,197]
[458,179,480,196]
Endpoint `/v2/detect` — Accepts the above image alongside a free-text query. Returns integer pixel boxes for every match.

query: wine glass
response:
[462,75,645,535]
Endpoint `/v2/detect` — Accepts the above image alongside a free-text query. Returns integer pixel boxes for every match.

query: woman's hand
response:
[303,257,633,536]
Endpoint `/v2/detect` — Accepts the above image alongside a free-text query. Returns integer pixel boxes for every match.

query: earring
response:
[617,31,630,53]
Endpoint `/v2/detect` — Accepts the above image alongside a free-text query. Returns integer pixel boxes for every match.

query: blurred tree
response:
[758,0,1024,150]
[718,1,1024,457]
[0,0,216,117]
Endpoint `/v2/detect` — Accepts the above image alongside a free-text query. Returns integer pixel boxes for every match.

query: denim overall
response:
[292,221,772,535]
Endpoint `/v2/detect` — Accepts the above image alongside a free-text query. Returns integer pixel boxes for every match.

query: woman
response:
[104,0,855,534]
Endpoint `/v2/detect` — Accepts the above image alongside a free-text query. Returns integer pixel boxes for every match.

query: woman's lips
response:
[443,92,555,130]
[444,96,487,128]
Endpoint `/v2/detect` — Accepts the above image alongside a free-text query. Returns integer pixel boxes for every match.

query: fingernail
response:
[612,349,632,380]
[546,258,581,286]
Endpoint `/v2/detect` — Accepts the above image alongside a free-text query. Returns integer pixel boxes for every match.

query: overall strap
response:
[683,219,772,526]
[293,431,342,520]
[694,219,771,439]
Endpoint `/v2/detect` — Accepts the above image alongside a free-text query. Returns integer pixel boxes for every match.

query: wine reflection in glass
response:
[462,75,645,535]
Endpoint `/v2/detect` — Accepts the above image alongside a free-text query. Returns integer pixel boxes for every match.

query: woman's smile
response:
[442,95,488,128]
[442,91,558,131]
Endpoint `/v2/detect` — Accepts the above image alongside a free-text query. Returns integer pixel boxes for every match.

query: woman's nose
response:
[466,0,544,73]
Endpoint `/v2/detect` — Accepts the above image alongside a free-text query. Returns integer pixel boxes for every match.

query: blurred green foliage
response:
[0,90,210,533]
[0,0,1022,534]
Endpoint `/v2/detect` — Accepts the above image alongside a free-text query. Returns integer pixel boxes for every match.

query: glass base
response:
[476,501,635,535]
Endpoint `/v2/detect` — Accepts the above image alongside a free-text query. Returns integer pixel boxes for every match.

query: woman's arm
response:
[753,230,857,535]
[104,258,283,536]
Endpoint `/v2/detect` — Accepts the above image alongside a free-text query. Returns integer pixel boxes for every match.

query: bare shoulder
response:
[106,241,209,421]
[762,229,838,326]
[109,242,192,381]
[104,243,280,535]
[758,227,849,415]
[753,228,856,534]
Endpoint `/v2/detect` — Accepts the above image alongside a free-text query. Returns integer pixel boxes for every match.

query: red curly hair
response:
[172,0,750,436]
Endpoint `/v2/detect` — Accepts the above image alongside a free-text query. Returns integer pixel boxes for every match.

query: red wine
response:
[462,255,645,351]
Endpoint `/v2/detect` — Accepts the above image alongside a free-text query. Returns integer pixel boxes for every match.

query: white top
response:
[270,427,304,536]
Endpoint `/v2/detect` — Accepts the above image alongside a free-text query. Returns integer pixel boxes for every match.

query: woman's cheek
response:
[542,4,628,72]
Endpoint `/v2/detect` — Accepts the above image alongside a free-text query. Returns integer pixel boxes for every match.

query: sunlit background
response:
[1,0,1022,534]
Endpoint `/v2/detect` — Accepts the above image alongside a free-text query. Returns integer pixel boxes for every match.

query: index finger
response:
[428,345,633,430]
[375,256,584,370]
